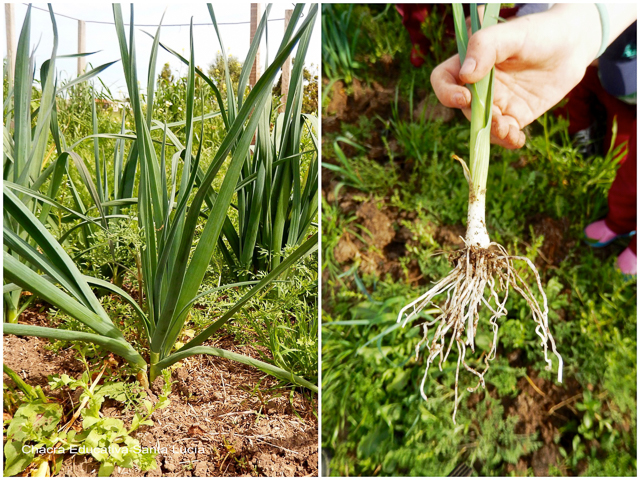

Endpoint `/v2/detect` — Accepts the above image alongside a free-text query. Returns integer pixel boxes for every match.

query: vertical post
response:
[5,3,16,88]
[280,9,293,112]
[77,20,86,75]
[249,3,262,87]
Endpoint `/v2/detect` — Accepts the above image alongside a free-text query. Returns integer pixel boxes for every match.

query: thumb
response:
[459,20,526,84]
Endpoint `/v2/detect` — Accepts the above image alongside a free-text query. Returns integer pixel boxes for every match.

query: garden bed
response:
[4,313,317,477]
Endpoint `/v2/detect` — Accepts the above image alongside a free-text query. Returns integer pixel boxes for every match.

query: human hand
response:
[431,5,603,149]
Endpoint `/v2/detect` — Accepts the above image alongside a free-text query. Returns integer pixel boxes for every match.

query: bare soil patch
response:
[323,79,397,135]
[3,324,317,477]
[527,214,574,269]
[329,199,424,283]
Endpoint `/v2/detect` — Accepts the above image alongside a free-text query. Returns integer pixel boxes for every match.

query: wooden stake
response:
[77,20,86,75]
[280,9,293,112]
[249,3,262,87]
[5,4,16,88]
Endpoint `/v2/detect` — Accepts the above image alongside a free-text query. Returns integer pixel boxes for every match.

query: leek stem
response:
[452,3,501,247]
[5,306,18,323]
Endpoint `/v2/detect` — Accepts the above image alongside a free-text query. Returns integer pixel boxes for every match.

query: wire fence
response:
[5,4,314,98]
[25,3,293,27]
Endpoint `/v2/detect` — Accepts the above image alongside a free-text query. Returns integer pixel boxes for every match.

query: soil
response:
[3,312,318,477]
[502,370,583,476]
[330,200,425,282]
[324,79,397,134]
[527,214,574,269]
[435,224,467,249]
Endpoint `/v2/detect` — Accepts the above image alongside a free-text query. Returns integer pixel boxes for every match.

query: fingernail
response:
[459,57,476,77]
[452,93,466,107]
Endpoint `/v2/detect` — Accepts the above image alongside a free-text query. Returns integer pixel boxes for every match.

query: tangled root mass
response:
[397,239,563,423]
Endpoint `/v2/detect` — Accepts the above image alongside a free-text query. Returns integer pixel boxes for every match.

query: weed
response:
[3,353,171,476]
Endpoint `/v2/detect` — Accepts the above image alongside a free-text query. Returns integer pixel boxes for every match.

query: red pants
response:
[556,66,636,161]
[396,4,430,67]
[396,4,455,67]
[556,66,637,254]
[606,118,637,254]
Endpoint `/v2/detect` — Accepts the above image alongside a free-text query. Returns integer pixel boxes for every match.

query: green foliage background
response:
[321,4,637,476]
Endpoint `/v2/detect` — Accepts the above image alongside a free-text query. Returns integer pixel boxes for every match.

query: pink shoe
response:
[585,220,634,247]
[617,247,637,276]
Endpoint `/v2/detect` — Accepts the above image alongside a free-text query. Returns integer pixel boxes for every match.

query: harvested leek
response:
[397,3,563,424]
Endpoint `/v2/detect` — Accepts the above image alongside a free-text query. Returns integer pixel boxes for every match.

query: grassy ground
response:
[321,4,636,476]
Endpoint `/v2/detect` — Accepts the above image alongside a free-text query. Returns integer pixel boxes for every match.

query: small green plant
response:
[358,5,404,66]
[3,358,172,477]
[323,136,378,192]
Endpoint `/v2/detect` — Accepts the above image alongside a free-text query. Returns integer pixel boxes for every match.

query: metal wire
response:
[24,3,291,27]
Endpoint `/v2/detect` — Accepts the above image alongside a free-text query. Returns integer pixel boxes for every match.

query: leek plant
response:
[396,4,563,423]
[3,3,319,391]
[3,5,116,323]
[60,87,222,285]
[155,4,318,276]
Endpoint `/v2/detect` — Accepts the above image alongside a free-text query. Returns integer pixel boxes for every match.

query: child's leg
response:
[606,120,637,275]
[596,88,637,164]
[560,65,636,162]
[396,4,431,67]
[585,121,637,275]
[605,119,637,238]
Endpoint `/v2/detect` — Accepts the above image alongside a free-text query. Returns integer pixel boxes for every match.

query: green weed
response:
[3,353,172,476]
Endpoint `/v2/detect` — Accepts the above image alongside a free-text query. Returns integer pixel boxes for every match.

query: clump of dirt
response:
[356,202,396,250]
[504,371,583,476]
[527,214,574,268]
[333,236,360,265]
[435,224,467,249]
[412,95,455,123]
[3,328,318,477]
[331,201,396,277]
[331,201,423,280]
[325,80,348,119]
[323,79,399,136]
[329,193,449,287]
[351,79,396,121]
